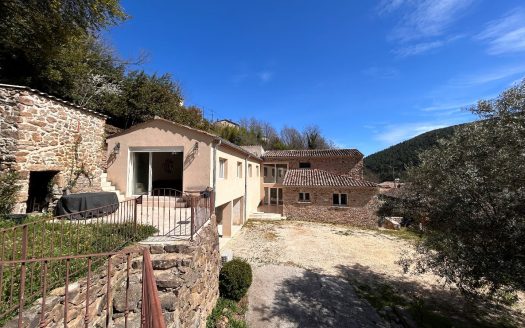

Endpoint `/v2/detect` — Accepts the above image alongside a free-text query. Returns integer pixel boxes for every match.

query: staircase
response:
[100,172,126,202]
[248,212,286,221]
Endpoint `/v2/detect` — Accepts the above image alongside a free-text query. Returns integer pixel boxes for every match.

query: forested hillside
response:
[364,125,459,182]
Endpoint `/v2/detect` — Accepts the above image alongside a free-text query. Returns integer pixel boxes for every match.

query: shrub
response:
[0,171,20,216]
[219,259,252,301]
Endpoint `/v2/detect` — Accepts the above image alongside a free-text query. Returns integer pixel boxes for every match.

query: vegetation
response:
[0,0,208,130]
[219,259,253,301]
[214,119,334,150]
[364,125,457,182]
[206,297,248,328]
[0,171,20,217]
[400,79,525,299]
[0,215,156,323]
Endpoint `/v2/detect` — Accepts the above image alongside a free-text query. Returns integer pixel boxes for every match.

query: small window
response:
[263,166,268,177]
[299,192,310,202]
[256,165,260,177]
[299,162,311,169]
[333,193,348,206]
[219,158,227,179]
[237,162,243,178]
[271,167,275,177]
[248,164,253,177]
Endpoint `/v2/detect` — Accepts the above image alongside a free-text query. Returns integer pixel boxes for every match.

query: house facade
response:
[259,149,379,227]
[105,118,262,237]
[0,84,107,213]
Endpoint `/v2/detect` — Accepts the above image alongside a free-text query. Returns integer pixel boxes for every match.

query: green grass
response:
[0,216,156,324]
[206,297,248,328]
[351,279,517,328]
[375,228,423,242]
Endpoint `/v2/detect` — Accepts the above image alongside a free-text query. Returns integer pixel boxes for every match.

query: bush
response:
[0,171,20,216]
[219,259,252,301]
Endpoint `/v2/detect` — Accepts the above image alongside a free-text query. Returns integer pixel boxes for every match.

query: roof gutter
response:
[212,139,222,209]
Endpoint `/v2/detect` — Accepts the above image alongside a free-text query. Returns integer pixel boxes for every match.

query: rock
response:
[113,278,142,313]
[383,217,401,230]
[151,254,181,270]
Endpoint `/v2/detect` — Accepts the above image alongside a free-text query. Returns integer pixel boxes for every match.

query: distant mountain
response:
[364,125,460,182]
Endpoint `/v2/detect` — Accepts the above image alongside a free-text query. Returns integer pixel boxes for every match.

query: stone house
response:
[260,149,379,227]
[0,84,107,213]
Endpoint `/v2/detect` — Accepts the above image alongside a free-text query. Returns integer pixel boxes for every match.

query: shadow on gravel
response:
[252,267,385,328]
[253,264,523,328]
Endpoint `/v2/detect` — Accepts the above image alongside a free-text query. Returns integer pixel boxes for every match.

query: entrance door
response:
[132,152,150,195]
[268,188,283,205]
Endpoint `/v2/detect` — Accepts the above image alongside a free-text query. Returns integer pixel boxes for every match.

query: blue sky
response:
[105,0,525,155]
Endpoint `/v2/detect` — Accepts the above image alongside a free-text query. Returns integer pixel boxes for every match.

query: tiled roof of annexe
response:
[262,149,362,158]
[283,169,377,187]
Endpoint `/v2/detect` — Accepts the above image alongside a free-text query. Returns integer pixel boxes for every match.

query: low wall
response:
[8,217,220,328]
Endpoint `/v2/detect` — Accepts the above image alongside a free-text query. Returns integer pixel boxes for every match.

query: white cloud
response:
[376,0,408,16]
[387,0,474,42]
[448,65,525,87]
[393,40,444,56]
[476,8,525,55]
[374,121,455,145]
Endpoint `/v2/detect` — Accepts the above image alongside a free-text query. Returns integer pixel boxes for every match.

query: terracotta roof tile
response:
[263,149,362,158]
[283,169,377,187]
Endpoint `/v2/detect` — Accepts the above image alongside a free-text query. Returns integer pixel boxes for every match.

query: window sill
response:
[297,201,311,204]
[331,205,349,208]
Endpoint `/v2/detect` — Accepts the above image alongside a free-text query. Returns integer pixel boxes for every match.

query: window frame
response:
[332,193,348,206]
[248,164,252,177]
[219,158,227,179]
[237,161,243,178]
[298,192,311,203]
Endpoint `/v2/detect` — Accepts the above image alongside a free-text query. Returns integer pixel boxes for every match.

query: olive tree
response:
[403,80,525,297]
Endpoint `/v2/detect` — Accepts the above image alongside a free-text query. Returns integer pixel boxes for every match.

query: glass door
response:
[269,188,283,205]
[132,152,150,195]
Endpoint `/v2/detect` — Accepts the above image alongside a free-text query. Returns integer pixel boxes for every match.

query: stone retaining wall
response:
[8,218,220,328]
[283,186,380,228]
[0,85,107,213]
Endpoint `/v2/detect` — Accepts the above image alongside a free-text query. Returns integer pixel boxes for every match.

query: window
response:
[332,193,348,206]
[248,164,253,177]
[237,162,243,178]
[298,192,310,202]
[219,158,227,179]
[299,162,311,169]
[256,165,259,177]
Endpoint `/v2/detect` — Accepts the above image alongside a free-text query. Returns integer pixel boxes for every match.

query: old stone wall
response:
[0,86,106,213]
[266,156,364,179]
[283,186,380,228]
[9,218,220,328]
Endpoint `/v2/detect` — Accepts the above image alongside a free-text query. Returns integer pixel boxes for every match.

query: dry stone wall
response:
[0,86,106,213]
[7,218,220,328]
[283,186,380,228]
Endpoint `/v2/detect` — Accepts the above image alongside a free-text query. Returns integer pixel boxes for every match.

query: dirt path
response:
[225,220,525,327]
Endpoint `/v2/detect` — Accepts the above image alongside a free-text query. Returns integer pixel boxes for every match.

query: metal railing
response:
[137,188,214,239]
[0,248,166,327]
[0,188,214,325]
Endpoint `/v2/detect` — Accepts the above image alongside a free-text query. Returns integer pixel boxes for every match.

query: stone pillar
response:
[222,201,233,237]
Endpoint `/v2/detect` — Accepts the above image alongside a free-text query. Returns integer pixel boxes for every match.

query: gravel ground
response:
[225,220,525,327]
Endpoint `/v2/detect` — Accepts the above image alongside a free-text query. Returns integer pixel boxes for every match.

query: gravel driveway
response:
[224,220,418,328]
[224,220,525,327]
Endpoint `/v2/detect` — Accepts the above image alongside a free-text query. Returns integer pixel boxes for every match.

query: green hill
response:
[364,125,460,182]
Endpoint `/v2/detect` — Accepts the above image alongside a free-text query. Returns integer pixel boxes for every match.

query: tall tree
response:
[401,80,525,297]
[281,126,305,149]
[0,0,127,92]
